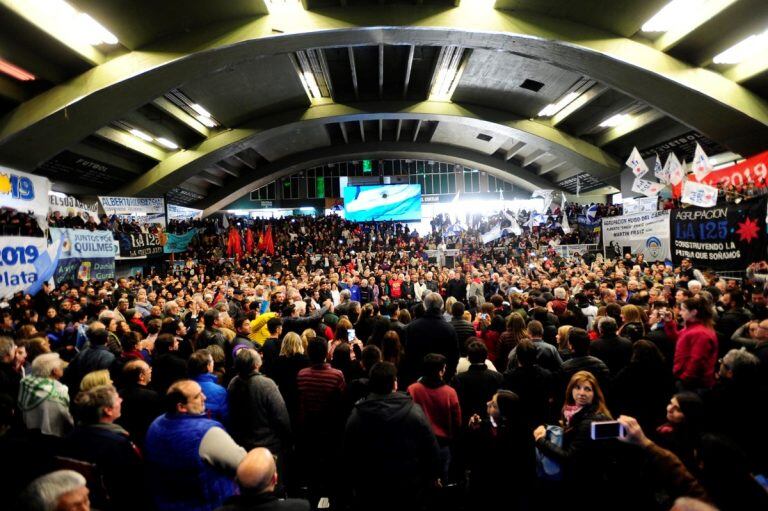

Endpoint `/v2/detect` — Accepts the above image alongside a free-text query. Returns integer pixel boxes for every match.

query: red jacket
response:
[665,320,718,389]
[407,380,462,442]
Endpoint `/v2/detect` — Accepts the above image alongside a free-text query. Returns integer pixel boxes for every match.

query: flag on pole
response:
[503,210,523,235]
[626,147,649,178]
[653,154,667,183]
[632,178,665,197]
[561,193,572,234]
[691,143,713,182]
[531,189,554,212]
[576,175,580,197]
[681,180,718,207]
[667,153,684,186]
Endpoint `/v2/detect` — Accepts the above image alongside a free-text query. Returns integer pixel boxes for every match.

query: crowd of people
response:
[1,207,768,511]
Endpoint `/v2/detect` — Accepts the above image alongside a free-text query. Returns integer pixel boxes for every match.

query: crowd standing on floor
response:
[1,209,768,511]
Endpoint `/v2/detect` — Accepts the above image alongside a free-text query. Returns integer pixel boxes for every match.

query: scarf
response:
[563,404,583,426]
[18,376,70,411]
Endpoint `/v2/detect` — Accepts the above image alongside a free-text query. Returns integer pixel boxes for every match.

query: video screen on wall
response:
[342,184,422,222]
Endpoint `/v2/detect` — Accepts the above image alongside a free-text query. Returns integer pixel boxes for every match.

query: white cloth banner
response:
[681,180,718,208]
[49,194,99,223]
[560,193,572,234]
[0,236,58,299]
[626,147,649,178]
[623,196,658,215]
[0,167,50,217]
[692,143,713,182]
[602,210,671,262]
[99,196,166,227]
[531,189,554,212]
[667,153,684,186]
[168,204,203,221]
[632,178,665,197]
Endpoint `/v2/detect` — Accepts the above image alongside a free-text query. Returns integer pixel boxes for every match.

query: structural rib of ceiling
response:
[1,5,767,209]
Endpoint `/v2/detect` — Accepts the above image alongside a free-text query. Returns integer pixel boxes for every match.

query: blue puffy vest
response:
[145,413,236,511]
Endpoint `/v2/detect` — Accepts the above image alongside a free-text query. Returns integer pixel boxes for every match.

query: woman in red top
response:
[664,295,718,390]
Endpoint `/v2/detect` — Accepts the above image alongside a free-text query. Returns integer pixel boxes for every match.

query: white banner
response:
[168,204,203,221]
[481,225,503,244]
[99,196,166,227]
[602,210,671,262]
[632,178,665,197]
[681,180,718,208]
[626,147,649,178]
[692,142,713,182]
[668,153,684,186]
[622,196,658,215]
[0,236,60,299]
[0,167,50,217]
[49,194,100,223]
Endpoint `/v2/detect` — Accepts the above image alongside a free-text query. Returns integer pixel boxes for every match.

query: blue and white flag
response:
[27,238,62,296]
[691,143,713,182]
[626,147,649,178]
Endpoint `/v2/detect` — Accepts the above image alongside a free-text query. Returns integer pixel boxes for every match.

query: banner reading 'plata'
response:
[602,211,671,262]
[50,228,115,283]
[671,196,768,270]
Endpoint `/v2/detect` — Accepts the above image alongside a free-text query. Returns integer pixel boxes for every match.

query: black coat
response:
[502,364,557,427]
[271,353,310,423]
[216,492,310,511]
[590,334,632,376]
[449,318,477,354]
[451,364,503,421]
[116,383,163,448]
[404,311,459,384]
[446,278,466,303]
[151,353,187,395]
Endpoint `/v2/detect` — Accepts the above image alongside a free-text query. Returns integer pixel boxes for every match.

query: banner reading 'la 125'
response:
[671,196,768,270]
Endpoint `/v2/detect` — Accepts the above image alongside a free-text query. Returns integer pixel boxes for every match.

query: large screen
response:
[342,184,422,222]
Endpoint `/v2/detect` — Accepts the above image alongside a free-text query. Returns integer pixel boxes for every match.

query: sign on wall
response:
[0,167,50,217]
[0,236,60,299]
[670,196,767,270]
[99,196,166,227]
[118,232,164,258]
[49,194,100,223]
[602,210,671,262]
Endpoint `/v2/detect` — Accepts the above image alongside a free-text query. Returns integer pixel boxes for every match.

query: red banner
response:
[673,150,768,198]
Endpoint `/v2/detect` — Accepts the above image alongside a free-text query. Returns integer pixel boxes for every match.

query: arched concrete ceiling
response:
[0,2,766,208]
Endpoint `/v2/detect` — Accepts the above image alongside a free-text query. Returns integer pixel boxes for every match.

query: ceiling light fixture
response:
[155,137,179,150]
[642,0,698,32]
[0,58,35,81]
[429,46,466,101]
[130,129,153,142]
[196,115,218,128]
[713,31,768,64]
[39,0,119,46]
[599,113,631,128]
[537,91,580,118]
[191,103,212,118]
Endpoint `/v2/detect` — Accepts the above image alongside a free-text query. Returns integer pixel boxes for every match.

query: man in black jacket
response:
[344,362,440,511]
[590,317,632,376]
[452,341,503,420]
[716,289,752,356]
[404,293,459,385]
[445,270,466,304]
[197,309,227,350]
[117,359,163,448]
[63,328,116,395]
[449,302,475,354]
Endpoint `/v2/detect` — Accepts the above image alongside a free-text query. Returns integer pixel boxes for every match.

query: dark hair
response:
[467,340,488,364]
[422,353,446,380]
[360,345,382,371]
[203,309,219,329]
[122,360,147,385]
[568,328,590,355]
[724,289,744,309]
[165,382,190,414]
[673,391,705,427]
[682,295,714,327]
[154,333,176,355]
[147,318,163,335]
[188,350,213,377]
[267,317,283,335]
[369,362,397,394]
[527,320,544,338]
[307,337,329,364]
[631,339,665,366]
[87,328,109,347]
[451,301,465,318]
[516,339,537,367]
[74,385,118,424]
[382,330,401,366]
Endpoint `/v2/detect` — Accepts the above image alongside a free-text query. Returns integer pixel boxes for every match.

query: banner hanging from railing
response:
[49,228,115,283]
[670,196,767,270]
[164,228,198,253]
[49,194,100,223]
[99,196,166,227]
[118,232,164,258]
[167,204,203,221]
[0,236,61,299]
[602,210,671,262]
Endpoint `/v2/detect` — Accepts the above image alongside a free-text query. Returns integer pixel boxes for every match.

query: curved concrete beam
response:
[1,6,766,169]
[198,141,567,217]
[114,101,620,198]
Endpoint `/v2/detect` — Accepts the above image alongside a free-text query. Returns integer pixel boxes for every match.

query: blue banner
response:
[50,228,115,283]
[164,228,198,253]
[0,236,59,299]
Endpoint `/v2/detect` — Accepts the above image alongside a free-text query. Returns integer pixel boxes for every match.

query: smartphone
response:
[590,421,626,440]
[347,328,356,342]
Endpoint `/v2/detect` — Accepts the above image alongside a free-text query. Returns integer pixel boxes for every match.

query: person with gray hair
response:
[20,470,90,511]
[227,349,291,456]
[18,353,74,437]
[0,336,20,403]
[591,316,632,376]
[404,292,459,384]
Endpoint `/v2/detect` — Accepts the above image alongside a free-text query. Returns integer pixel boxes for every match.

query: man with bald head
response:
[216,448,309,511]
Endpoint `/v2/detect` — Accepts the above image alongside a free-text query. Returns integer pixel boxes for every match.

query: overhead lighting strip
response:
[642,0,700,32]
[114,121,180,151]
[713,30,768,64]
[165,89,221,128]
[429,46,468,101]
[0,57,36,81]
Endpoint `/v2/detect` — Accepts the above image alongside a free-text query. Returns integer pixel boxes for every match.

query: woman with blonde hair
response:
[618,304,645,342]
[556,325,574,361]
[79,369,113,392]
[497,312,529,372]
[300,328,316,350]
[273,332,309,423]
[533,371,618,508]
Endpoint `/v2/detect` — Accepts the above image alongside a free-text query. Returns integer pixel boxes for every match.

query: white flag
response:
[691,143,713,182]
[531,189,554,212]
[653,154,668,183]
[560,193,572,234]
[632,178,665,197]
[681,180,718,208]
[503,210,523,235]
[626,147,649,178]
[667,153,684,186]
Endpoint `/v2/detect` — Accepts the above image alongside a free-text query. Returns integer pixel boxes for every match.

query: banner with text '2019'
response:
[671,196,768,270]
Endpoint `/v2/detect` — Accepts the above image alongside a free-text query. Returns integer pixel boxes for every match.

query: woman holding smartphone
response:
[533,371,620,509]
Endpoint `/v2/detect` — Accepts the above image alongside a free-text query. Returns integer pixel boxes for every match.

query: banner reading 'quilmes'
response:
[50,228,115,283]
[671,196,768,270]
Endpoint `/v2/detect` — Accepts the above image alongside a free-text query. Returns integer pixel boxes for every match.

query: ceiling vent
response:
[476,133,493,142]
[520,79,544,92]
